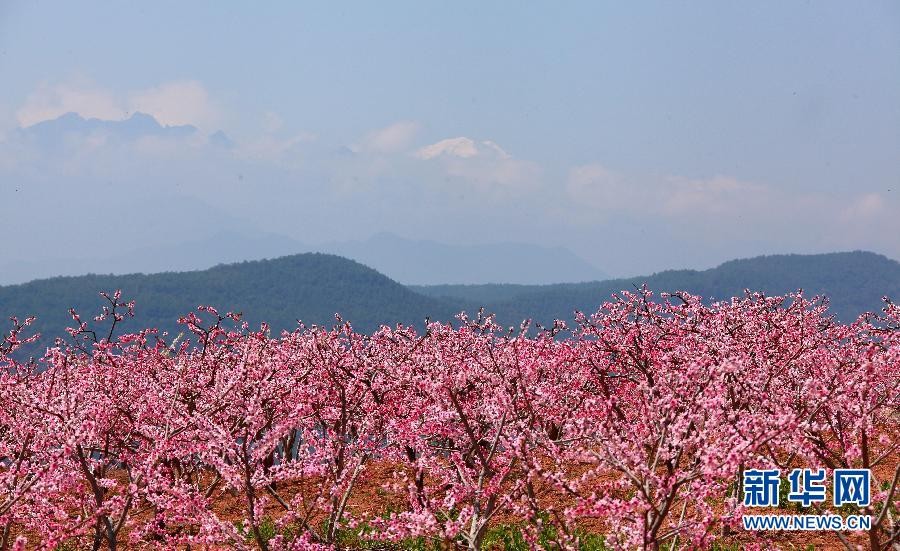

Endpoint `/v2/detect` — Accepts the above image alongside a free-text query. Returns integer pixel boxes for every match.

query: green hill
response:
[0,253,459,346]
[413,251,900,324]
[2,251,898,353]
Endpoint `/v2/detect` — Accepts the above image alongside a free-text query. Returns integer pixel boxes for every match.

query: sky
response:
[0,1,898,279]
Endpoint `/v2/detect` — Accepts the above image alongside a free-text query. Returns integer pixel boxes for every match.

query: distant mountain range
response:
[1,251,898,353]
[0,231,608,287]
[324,233,608,285]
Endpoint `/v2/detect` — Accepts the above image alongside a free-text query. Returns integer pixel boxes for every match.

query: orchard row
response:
[0,290,898,550]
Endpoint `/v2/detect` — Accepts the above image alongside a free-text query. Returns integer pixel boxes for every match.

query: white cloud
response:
[660,174,766,216]
[480,140,511,159]
[16,79,126,127]
[15,79,220,129]
[361,121,420,154]
[566,164,629,207]
[839,192,885,222]
[128,80,219,129]
[446,156,538,187]
[416,136,538,190]
[415,136,512,160]
[563,164,900,265]
[416,137,479,159]
[566,163,766,217]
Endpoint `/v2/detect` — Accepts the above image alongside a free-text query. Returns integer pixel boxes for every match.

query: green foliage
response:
[480,519,611,550]
[235,517,281,544]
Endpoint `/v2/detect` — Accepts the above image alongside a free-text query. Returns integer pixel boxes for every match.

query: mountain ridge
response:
[0,230,608,287]
[0,253,458,346]
[414,250,900,324]
[1,251,897,352]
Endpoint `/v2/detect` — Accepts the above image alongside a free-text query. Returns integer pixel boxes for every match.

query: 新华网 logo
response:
[740,467,872,532]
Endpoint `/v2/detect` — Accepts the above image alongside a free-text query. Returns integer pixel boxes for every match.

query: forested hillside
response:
[2,251,898,353]
[414,251,900,324]
[0,254,458,346]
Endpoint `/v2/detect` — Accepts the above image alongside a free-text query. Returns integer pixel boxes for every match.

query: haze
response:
[1,2,898,283]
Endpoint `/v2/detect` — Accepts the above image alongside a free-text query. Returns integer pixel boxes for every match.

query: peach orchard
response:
[0,290,898,550]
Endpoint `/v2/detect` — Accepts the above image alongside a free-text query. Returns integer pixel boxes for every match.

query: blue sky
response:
[1,2,898,277]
